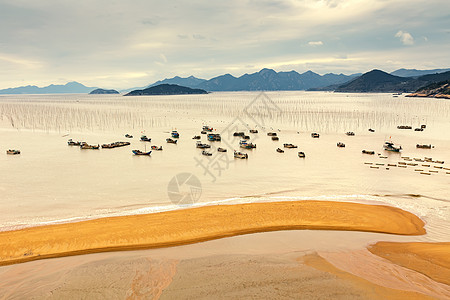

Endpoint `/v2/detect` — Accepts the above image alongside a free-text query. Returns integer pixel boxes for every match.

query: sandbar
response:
[0,200,425,266]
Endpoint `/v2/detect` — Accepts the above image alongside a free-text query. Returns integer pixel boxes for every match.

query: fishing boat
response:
[298,151,305,158]
[233,132,245,137]
[276,148,284,153]
[414,128,424,131]
[171,130,180,138]
[217,147,227,152]
[6,149,20,155]
[271,136,279,141]
[239,140,256,149]
[397,125,412,129]
[196,141,211,149]
[140,135,151,142]
[234,151,248,159]
[201,150,212,156]
[267,132,277,136]
[345,132,355,136]
[67,139,81,146]
[101,141,131,148]
[202,125,213,132]
[151,145,163,150]
[132,150,151,156]
[416,144,433,149]
[368,128,375,132]
[421,124,426,129]
[362,150,375,155]
[166,138,177,144]
[311,133,320,138]
[384,141,402,152]
[207,133,221,141]
[192,135,201,139]
[201,131,207,134]
[283,143,297,148]
[80,142,100,149]
[125,134,133,138]
[243,135,250,140]
[337,142,345,148]
[249,129,258,133]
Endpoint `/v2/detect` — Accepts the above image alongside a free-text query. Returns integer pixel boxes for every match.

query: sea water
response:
[0,92,449,241]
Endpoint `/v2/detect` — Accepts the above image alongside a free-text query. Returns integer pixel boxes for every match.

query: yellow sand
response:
[369,242,450,285]
[0,201,425,266]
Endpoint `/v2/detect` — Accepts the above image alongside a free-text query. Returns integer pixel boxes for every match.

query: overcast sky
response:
[0,0,449,89]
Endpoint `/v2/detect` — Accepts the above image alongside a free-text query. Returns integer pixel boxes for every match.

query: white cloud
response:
[308,41,324,46]
[395,30,414,45]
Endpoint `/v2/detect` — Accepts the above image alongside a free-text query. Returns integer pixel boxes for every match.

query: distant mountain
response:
[391,68,450,78]
[335,70,450,93]
[195,68,358,91]
[406,80,450,99]
[124,84,208,96]
[89,88,119,95]
[0,82,97,94]
[121,76,206,93]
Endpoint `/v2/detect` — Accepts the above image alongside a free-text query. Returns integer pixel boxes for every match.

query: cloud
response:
[160,54,168,63]
[308,41,324,46]
[395,30,414,45]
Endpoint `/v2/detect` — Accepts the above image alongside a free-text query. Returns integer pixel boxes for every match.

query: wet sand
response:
[0,201,425,266]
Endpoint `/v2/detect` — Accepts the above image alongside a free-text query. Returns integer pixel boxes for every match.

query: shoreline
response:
[0,200,425,266]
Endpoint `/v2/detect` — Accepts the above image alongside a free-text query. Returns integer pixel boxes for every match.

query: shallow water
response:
[0,92,449,240]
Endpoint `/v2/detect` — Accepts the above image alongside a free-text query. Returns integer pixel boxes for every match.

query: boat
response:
[239,140,256,149]
[201,131,207,134]
[67,139,81,146]
[202,125,213,132]
[196,141,211,149]
[249,129,258,133]
[171,130,180,138]
[233,132,245,137]
[311,133,320,138]
[271,136,279,141]
[6,149,20,155]
[101,141,131,149]
[298,151,305,158]
[125,134,133,138]
[234,151,248,159]
[243,135,250,140]
[283,143,297,148]
[267,132,277,136]
[368,128,375,132]
[276,148,284,153]
[132,150,151,156]
[80,142,100,149]
[151,145,163,150]
[217,147,227,152]
[207,133,221,141]
[166,138,177,144]
[345,132,355,136]
[202,150,212,156]
[192,135,201,140]
[416,144,434,149]
[383,141,402,152]
[397,125,412,129]
[414,128,424,131]
[362,150,375,155]
[421,124,427,129]
[337,142,345,148]
[140,135,151,142]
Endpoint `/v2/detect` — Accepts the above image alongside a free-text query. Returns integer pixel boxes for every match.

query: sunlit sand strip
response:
[0,201,425,266]
[368,242,450,286]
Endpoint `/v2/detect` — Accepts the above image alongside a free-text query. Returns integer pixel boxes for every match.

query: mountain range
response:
[0,82,97,94]
[390,68,450,77]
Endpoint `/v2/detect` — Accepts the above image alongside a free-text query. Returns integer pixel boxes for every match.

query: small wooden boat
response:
[171,130,180,138]
[196,141,211,149]
[192,135,201,140]
[383,141,402,152]
[6,149,20,155]
[416,144,433,149]
[166,138,177,144]
[202,150,212,156]
[207,133,221,141]
[243,135,250,140]
[80,143,100,149]
[202,125,213,132]
[283,143,297,148]
[397,125,412,129]
[345,132,355,136]
[233,132,245,137]
[132,150,151,156]
[101,141,131,149]
[337,142,345,148]
[362,150,375,155]
[311,133,320,138]
[217,147,227,152]
[140,135,151,142]
[249,129,258,133]
[276,148,284,153]
[201,131,207,134]
[240,140,256,149]
[67,139,81,146]
[234,151,248,159]
[271,136,279,141]
[151,146,163,150]
[421,124,426,129]
[267,132,277,136]
[368,128,375,132]
[414,128,424,131]
[298,151,305,158]
[125,134,133,138]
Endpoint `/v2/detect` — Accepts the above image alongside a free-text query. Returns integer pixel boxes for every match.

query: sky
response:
[0,0,449,89]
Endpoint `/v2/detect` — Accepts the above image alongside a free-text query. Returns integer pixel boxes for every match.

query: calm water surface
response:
[0,92,449,241]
